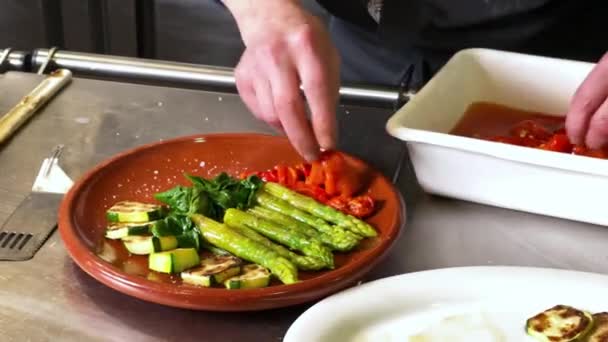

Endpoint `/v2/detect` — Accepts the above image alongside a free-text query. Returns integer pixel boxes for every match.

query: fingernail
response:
[586,135,603,150]
[319,132,338,151]
[568,133,582,146]
[304,150,320,162]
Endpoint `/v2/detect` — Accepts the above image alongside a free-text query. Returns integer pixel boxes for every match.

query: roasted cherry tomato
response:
[327,196,348,212]
[346,195,375,218]
[538,134,572,153]
[259,170,278,183]
[509,120,552,141]
[486,136,527,146]
[572,145,608,159]
[554,126,567,135]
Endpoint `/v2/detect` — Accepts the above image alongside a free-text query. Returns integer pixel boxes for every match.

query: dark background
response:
[1,0,328,66]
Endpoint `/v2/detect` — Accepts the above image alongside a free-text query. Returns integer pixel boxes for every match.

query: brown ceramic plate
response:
[58,133,405,311]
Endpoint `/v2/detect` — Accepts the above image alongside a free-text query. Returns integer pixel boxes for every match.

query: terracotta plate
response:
[58,133,405,311]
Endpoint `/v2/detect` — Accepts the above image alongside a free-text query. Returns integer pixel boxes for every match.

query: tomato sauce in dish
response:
[450,102,608,159]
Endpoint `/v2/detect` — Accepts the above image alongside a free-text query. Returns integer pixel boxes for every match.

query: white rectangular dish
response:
[386,48,608,226]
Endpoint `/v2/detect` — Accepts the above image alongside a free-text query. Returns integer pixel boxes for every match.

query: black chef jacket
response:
[317,0,606,88]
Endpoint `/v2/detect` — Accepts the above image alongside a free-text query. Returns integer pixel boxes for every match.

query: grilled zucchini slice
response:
[105,221,161,240]
[122,235,178,255]
[149,248,200,274]
[224,264,271,290]
[586,312,608,342]
[181,255,242,287]
[106,201,166,223]
[526,305,593,342]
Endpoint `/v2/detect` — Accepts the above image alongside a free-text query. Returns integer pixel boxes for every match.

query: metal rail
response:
[0,48,412,108]
[0,49,27,72]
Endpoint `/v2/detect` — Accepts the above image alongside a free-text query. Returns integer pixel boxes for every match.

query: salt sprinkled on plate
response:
[75,117,90,124]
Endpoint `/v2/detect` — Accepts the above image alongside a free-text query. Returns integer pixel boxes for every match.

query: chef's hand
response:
[222,0,340,162]
[566,52,608,148]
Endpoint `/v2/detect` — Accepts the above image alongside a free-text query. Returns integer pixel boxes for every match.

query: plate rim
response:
[58,132,406,311]
[284,265,608,341]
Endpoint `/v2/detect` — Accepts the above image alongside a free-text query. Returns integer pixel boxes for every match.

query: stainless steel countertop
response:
[1,71,607,342]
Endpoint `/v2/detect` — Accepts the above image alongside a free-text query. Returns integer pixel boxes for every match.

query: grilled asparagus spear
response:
[263,182,377,238]
[224,209,334,269]
[228,221,326,271]
[190,214,298,285]
[254,192,361,250]
[247,206,351,251]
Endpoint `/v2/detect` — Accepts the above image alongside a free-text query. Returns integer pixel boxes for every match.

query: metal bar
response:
[29,49,409,107]
[37,47,58,75]
[1,50,27,72]
[0,48,12,72]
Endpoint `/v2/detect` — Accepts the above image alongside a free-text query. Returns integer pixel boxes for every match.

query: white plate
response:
[385,48,608,226]
[285,266,608,342]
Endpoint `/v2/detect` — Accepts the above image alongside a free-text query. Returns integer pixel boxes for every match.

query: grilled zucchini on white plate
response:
[526,305,594,342]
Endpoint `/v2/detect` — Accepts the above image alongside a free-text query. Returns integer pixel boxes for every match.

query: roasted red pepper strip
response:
[295,163,310,179]
[322,151,360,197]
[274,165,287,185]
[307,161,325,186]
[294,182,329,203]
[321,153,341,196]
[286,166,298,187]
[245,150,376,217]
